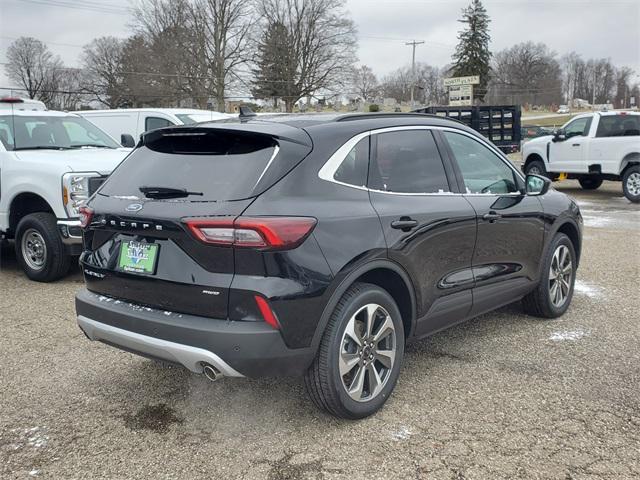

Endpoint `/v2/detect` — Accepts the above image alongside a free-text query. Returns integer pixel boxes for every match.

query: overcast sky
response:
[1,0,639,93]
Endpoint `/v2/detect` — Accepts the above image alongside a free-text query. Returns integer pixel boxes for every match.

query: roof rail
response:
[334,112,437,122]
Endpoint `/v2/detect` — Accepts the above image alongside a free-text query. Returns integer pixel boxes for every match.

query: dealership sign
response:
[443,75,480,87]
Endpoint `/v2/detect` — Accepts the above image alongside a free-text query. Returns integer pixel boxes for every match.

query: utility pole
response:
[405,40,425,107]
[592,68,596,109]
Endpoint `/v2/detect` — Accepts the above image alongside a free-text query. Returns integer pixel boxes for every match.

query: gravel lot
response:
[1,180,639,479]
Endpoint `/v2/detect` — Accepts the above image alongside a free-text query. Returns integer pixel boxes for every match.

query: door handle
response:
[482,212,502,222]
[391,218,418,231]
[571,143,581,147]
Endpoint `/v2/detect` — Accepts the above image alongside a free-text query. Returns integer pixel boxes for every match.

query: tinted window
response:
[443,131,519,194]
[596,115,640,137]
[334,137,369,187]
[100,130,279,201]
[564,117,592,138]
[145,116,174,132]
[369,130,450,194]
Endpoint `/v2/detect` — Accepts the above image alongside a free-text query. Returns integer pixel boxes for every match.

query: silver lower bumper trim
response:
[77,315,244,377]
[57,219,82,244]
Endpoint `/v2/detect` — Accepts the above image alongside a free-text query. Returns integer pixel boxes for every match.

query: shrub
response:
[368,104,380,112]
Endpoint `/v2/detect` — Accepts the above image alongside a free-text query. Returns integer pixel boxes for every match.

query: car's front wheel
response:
[525,159,548,178]
[522,233,576,318]
[622,165,640,203]
[15,213,70,282]
[304,282,405,419]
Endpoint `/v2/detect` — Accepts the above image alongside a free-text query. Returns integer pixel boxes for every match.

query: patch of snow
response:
[581,214,613,228]
[10,427,49,449]
[391,425,412,441]
[574,280,602,298]
[549,329,589,341]
[163,311,172,316]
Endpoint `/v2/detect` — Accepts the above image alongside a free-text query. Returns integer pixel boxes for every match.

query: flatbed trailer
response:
[413,105,522,153]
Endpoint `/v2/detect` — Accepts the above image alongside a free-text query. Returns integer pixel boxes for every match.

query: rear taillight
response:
[78,206,94,228]
[185,216,317,250]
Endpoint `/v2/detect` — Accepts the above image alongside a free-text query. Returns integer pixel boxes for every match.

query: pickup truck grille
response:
[88,176,107,196]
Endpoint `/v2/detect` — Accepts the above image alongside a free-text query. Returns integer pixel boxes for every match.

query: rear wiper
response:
[13,146,72,151]
[139,186,204,199]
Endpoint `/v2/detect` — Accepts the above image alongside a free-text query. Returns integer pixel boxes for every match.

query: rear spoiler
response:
[141,124,313,148]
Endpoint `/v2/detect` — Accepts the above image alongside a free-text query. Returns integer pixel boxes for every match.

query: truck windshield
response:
[0,115,120,151]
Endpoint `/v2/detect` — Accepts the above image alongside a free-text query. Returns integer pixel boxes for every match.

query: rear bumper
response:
[75,288,315,377]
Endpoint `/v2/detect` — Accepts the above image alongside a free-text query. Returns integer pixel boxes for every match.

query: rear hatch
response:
[81,124,312,318]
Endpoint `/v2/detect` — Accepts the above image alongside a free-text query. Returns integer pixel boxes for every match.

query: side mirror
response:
[552,128,566,142]
[120,133,136,148]
[526,174,551,196]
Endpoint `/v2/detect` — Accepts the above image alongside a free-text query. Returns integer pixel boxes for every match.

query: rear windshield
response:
[99,130,278,201]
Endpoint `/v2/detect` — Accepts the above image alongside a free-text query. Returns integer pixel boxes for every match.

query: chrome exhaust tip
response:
[202,363,222,382]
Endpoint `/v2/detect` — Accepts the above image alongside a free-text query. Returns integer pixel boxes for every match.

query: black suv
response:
[76,113,582,419]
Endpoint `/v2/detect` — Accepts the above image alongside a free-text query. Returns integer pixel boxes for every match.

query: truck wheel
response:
[525,159,548,178]
[304,282,405,419]
[522,233,576,319]
[578,177,603,190]
[622,165,640,203]
[15,213,71,282]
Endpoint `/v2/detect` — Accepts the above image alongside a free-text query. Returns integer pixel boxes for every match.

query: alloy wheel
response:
[339,303,396,402]
[549,245,572,307]
[626,172,640,196]
[21,228,47,271]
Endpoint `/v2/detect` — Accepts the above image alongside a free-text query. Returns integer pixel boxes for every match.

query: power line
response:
[12,0,130,15]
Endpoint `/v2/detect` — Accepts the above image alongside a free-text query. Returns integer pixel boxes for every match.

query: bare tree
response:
[561,51,582,104]
[488,41,562,106]
[81,37,128,107]
[416,63,448,105]
[133,0,253,111]
[255,0,357,112]
[195,0,254,111]
[5,37,62,103]
[614,67,635,108]
[351,65,378,102]
[48,68,86,110]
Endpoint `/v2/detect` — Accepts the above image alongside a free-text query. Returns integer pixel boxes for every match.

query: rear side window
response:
[369,130,450,194]
[334,137,369,187]
[100,130,279,201]
[596,115,640,137]
[145,116,174,132]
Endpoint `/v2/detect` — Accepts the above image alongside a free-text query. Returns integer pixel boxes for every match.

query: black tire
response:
[578,177,603,190]
[525,159,548,178]
[14,212,71,282]
[522,233,576,318]
[622,165,640,203]
[304,282,405,419]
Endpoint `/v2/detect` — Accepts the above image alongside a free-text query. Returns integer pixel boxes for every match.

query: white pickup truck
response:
[522,111,640,202]
[0,99,131,281]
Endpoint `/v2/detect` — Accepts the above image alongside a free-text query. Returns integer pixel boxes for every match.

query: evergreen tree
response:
[451,0,491,101]
[251,21,297,109]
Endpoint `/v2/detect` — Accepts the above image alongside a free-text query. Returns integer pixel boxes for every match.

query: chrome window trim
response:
[317,125,524,197]
[253,144,280,189]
